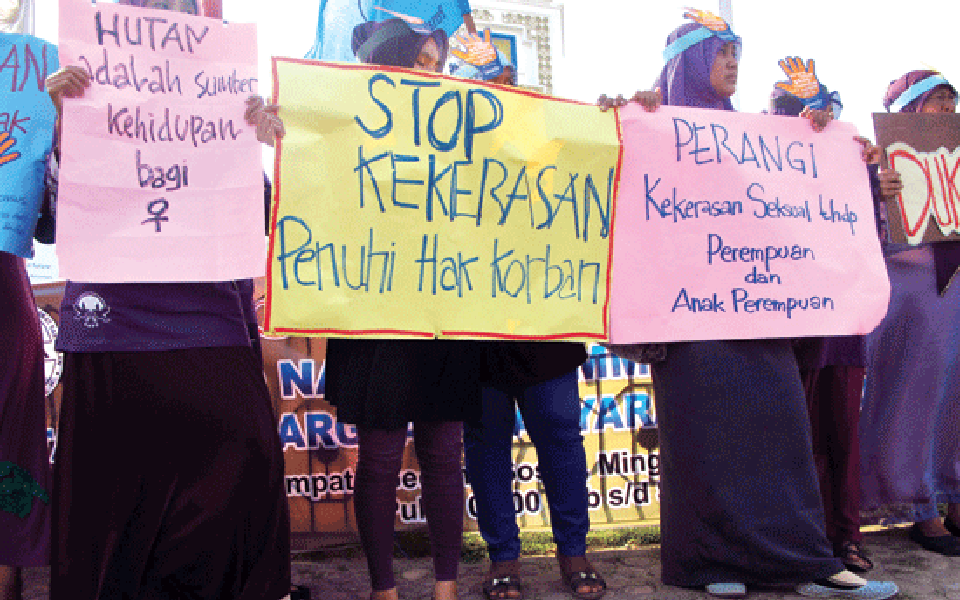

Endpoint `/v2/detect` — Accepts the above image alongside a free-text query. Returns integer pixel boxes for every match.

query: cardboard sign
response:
[266,59,621,340]
[0,33,58,258]
[873,112,960,245]
[608,104,890,343]
[55,0,264,282]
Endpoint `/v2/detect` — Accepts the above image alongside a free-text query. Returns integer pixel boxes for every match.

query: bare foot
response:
[434,578,458,600]
[370,588,399,600]
[0,566,23,600]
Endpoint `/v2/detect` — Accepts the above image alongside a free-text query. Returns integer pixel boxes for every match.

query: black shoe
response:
[946,516,960,537]
[908,523,960,555]
[290,585,311,600]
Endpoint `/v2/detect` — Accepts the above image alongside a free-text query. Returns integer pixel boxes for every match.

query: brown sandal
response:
[557,556,606,600]
[482,560,523,600]
[838,541,874,574]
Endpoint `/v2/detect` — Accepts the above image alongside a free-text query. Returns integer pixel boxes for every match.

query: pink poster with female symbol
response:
[608,104,890,343]
[56,0,263,282]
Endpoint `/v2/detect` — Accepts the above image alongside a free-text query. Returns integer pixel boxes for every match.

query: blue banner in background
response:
[0,33,58,258]
[305,0,469,62]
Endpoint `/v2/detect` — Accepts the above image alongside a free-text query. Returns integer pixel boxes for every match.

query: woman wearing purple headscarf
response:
[42,1,292,599]
[859,69,960,556]
[600,10,897,600]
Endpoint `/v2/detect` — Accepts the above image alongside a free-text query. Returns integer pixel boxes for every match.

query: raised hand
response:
[683,7,729,32]
[776,57,821,99]
[0,131,20,166]
[451,28,498,67]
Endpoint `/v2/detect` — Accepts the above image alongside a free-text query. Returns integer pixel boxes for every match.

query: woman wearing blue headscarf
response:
[601,10,898,600]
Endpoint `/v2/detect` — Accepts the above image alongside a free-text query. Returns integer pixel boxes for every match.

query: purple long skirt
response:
[52,346,291,600]
[861,245,960,519]
[0,253,50,567]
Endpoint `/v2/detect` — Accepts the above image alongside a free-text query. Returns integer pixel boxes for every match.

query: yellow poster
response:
[266,59,622,340]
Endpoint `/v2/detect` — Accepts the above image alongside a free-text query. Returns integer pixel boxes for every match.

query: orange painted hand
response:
[776,57,822,100]
[451,29,498,67]
[683,7,729,32]
[373,6,424,26]
[0,131,20,166]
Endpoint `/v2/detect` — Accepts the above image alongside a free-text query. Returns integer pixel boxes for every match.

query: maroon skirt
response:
[0,253,50,566]
[52,346,290,600]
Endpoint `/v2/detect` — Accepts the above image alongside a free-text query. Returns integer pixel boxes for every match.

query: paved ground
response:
[22,528,960,599]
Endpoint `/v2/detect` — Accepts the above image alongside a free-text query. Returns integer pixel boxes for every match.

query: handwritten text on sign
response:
[0,33,58,258]
[873,112,960,245]
[608,105,889,343]
[56,0,263,282]
[266,59,621,340]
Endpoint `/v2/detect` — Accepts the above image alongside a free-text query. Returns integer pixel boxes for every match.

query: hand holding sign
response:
[244,96,285,148]
[44,65,91,116]
[0,132,20,166]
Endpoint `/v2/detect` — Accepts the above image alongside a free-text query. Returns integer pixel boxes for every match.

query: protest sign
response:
[0,33,58,258]
[608,104,890,343]
[266,59,621,340]
[55,0,264,282]
[873,112,960,245]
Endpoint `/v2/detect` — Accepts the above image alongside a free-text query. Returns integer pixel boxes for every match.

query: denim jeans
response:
[463,370,589,561]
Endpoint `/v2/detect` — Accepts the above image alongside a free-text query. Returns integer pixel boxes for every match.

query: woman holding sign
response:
[449,38,606,600]
[321,13,479,600]
[43,1,292,600]
[860,70,960,556]
[600,10,897,600]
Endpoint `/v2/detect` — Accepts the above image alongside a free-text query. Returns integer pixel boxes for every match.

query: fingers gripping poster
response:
[56,0,264,282]
[266,59,622,340]
[609,104,890,344]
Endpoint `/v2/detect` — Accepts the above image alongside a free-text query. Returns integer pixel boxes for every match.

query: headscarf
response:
[116,0,200,12]
[655,21,738,110]
[883,70,960,293]
[769,84,842,118]
[883,69,957,114]
[352,18,448,69]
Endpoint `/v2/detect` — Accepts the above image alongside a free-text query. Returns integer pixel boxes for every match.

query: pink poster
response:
[56,0,264,282]
[609,105,890,343]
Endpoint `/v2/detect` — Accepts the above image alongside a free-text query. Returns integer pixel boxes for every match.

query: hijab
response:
[884,70,960,294]
[655,21,737,111]
[351,18,448,69]
[883,70,957,114]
